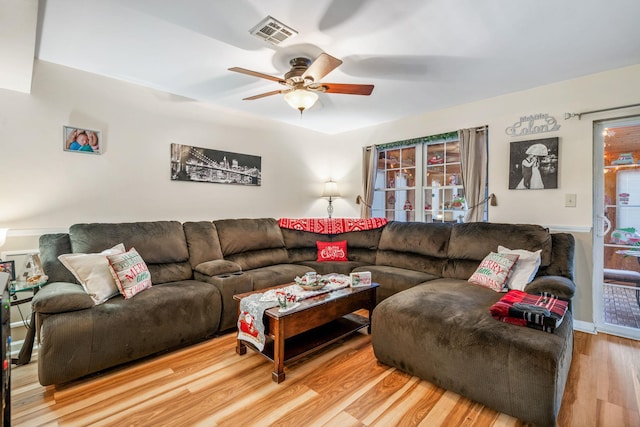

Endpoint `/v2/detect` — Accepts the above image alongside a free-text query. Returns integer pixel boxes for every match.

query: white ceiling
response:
[35,0,640,134]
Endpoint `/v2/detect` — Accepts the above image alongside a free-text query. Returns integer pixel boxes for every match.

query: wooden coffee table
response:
[234,282,378,383]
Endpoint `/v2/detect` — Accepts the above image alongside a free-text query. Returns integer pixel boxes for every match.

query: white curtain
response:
[360,145,377,218]
[459,127,488,222]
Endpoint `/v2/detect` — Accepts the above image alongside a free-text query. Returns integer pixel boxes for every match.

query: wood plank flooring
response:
[10,327,640,426]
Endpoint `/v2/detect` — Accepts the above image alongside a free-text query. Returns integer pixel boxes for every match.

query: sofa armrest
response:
[32,282,94,314]
[524,275,576,301]
[194,259,242,277]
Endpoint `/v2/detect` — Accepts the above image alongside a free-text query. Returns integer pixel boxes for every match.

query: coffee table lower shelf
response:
[240,313,369,379]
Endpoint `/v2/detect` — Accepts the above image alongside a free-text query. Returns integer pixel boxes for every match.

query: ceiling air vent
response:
[249,16,298,46]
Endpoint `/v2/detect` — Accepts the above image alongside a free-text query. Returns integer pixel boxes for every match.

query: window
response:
[371,131,486,223]
[373,146,417,221]
[424,140,465,223]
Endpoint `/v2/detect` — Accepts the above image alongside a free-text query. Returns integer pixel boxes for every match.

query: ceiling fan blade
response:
[315,83,374,95]
[302,53,343,82]
[243,90,284,100]
[229,67,285,84]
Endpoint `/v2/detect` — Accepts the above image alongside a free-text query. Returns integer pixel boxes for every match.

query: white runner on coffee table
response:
[237,274,351,351]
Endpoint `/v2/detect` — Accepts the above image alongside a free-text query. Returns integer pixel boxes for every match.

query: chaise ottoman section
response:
[371,279,572,427]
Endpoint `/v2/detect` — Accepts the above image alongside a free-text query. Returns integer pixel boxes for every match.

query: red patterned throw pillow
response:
[316,240,348,262]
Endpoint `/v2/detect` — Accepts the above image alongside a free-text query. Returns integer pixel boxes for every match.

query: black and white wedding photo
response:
[509,137,559,190]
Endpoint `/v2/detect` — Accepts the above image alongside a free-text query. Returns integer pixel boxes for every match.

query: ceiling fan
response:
[229,53,374,114]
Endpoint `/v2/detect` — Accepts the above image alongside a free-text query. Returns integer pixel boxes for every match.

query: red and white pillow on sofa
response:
[106,248,152,299]
[316,240,348,262]
[469,246,543,292]
[468,252,520,292]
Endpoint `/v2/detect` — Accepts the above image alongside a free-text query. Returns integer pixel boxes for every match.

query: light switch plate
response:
[565,194,577,207]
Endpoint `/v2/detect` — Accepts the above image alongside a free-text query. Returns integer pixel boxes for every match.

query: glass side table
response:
[10,280,48,365]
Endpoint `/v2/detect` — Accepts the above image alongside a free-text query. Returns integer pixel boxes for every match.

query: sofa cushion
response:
[239,264,312,291]
[32,282,95,313]
[447,222,552,266]
[352,265,439,302]
[194,259,242,277]
[215,218,288,269]
[107,248,153,299]
[69,221,189,264]
[332,229,383,264]
[375,250,448,277]
[316,240,348,262]
[281,229,327,250]
[69,221,192,284]
[296,260,366,276]
[377,221,452,259]
[215,218,285,255]
[183,221,224,268]
[58,243,126,305]
[39,233,77,284]
[537,233,575,281]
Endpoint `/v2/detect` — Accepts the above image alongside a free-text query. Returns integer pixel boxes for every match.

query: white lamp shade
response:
[284,89,319,112]
[322,180,340,198]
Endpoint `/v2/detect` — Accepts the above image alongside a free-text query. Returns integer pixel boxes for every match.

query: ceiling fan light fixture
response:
[284,89,318,114]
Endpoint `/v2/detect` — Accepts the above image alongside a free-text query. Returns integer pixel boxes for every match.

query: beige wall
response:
[2,58,640,327]
[0,60,360,236]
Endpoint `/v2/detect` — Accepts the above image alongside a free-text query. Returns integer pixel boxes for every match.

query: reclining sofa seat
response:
[370,222,576,427]
[35,221,222,386]
[187,218,313,331]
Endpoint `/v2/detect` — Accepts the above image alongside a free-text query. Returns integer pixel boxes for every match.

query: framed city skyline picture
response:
[170,143,261,186]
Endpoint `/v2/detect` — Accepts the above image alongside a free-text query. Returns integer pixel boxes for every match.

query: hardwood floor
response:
[10,327,640,426]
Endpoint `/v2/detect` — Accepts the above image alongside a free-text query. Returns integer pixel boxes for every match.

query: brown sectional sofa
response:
[35,218,575,426]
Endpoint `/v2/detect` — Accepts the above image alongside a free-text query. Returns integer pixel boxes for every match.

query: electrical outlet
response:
[565,194,577,207]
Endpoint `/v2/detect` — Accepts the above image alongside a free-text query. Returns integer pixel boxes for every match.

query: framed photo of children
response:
[0,260,15,281]
[508,137,558,190]
[63,126,102,154]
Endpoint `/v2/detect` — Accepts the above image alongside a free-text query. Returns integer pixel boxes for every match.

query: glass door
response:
[594,117,640,339]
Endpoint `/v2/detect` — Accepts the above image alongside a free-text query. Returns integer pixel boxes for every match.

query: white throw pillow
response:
[58,243,126,305]
[498,245,542,291]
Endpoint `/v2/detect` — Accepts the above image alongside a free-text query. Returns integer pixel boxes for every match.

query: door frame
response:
[593,116,640,340]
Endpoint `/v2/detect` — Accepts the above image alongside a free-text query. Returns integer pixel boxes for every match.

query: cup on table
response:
[305,271,317,284]
[276,290,287,309]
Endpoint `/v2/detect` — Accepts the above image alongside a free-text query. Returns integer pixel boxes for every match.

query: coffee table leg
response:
[235,303,247,355]
[236,340,247,355]
[272,320,285,383]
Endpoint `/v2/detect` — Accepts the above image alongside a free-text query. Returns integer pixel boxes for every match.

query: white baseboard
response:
[10,320,28,329]
[573,320,597,334]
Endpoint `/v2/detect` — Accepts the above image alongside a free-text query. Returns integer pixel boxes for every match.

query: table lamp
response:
[322,180,340,218]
